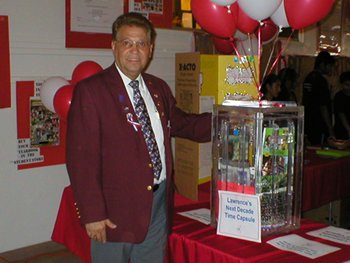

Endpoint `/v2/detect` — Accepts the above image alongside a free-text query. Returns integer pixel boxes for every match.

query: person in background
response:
[277,67,298,103]
[260,73,281,101]
[302,51,335,146]
[334,71,350,140]
[66,12,211,263]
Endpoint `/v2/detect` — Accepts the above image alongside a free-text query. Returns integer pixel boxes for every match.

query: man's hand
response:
[86,219,117,243]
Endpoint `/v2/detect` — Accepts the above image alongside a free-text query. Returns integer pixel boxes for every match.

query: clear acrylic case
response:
[211,100,304,237]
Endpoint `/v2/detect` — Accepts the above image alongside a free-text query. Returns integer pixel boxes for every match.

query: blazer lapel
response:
[142,75,167,131]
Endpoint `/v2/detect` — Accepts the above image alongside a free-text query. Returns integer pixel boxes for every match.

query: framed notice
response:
[0,16,11,108]
[65,0,123,48]
[65,0,173,49]
[16,81,66,169]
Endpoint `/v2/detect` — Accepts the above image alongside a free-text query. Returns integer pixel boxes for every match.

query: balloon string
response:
[262,35,279,81]
[243,35,258,87]
[230,38,259,89]
[257,23,263,104]
[267,30,295,76]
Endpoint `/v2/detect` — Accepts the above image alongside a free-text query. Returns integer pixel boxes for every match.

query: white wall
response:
[0,0,194,252]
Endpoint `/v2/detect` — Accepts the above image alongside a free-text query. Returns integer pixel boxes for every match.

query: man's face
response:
[112,25,153,80]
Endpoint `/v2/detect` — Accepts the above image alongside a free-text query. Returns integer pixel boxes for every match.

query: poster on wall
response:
[65,0,123,48]
[129,0,164,14]
[15,81,66,169]
[128,0,172,28]
[0,16,11,108]
[70,0,122,34]
[65,0,173,48]
[30,98,60,147]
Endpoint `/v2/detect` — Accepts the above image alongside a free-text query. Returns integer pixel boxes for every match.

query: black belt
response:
[153,184,159,192]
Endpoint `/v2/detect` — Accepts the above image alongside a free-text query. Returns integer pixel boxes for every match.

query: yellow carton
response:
[175,52,259,200]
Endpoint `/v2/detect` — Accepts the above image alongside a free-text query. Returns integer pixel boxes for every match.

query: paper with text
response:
[177,208,211,225]
[217,191,261,242]
[307,226,350,245]
[267,234,340,259]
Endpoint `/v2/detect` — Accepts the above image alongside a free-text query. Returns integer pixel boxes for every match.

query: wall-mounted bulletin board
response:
[16,81,66,170]
[0,16,11,108]
[65,0,173,49]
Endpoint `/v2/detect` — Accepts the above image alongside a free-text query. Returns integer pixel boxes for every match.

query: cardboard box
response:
[175,53,259,200]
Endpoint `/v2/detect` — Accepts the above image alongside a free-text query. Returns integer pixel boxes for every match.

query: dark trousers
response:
[91,181,167,263]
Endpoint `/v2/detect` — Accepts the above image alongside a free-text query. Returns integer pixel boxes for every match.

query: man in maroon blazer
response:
[66,12,211,263]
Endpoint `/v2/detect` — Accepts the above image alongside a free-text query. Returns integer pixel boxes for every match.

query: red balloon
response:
[285,0,336,30]
[191,0,238,38]
[237,7,259,34]
[71,60,103,85]
[213,37,235,54]
[53,84,74,121]
[255,19,279,44]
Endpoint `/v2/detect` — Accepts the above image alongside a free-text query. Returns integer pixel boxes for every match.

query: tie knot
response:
[129,80,139,90]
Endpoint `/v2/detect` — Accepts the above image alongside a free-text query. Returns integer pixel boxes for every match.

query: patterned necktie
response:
[129,80,162,180]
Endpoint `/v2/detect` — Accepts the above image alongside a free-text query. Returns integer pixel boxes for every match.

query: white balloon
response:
[237,0,282,21]
[270,1,290,28]
[236,35,258,56]
[234,30,248,41]
[40,76,69,112]
[211,0,237,6]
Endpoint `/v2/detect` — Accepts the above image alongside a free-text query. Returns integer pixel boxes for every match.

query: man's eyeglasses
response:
[116,39,150,49]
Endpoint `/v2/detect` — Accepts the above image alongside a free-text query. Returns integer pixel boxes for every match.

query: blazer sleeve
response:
[66,80,107,224]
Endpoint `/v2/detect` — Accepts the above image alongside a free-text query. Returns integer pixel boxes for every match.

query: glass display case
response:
[211,100,304,237]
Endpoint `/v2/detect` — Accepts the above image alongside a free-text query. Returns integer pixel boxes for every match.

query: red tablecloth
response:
[51,184,210,263]
[51,186,91,263]
[168,204,350,263]
[302,150,350,211]
[52,181,350,263]
[51,150,350,262]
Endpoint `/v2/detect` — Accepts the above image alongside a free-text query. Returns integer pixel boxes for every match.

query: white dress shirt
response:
[115,64,166,184]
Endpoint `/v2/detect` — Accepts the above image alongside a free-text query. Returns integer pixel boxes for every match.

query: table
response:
[168,205,350,263]
[52,187,350,263]
[52,151,350,262]
[302,149,350,211]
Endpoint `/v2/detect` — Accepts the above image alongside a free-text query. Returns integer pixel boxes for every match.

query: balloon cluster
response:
[40,61,103,121]
[192,0,335,54]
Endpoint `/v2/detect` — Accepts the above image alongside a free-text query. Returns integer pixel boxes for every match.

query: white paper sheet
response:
[217,191,261,243]
[267,234,340,259]
[71,0,123,34]
[307,226,350,245]
[177,208,211,225]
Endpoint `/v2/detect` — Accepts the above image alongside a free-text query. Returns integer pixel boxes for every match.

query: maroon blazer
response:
[66,64,211,243]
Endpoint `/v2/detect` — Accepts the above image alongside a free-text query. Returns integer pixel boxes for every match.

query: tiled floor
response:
[0,242,82,263]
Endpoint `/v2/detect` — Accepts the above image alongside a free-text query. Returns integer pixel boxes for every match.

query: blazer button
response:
[147,185,153,191]
[148,163,153,168]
